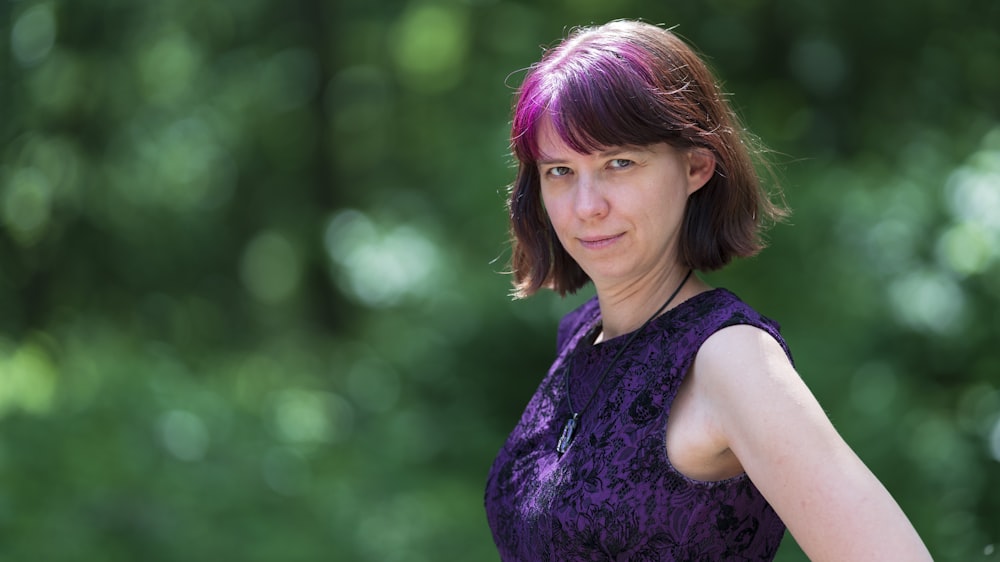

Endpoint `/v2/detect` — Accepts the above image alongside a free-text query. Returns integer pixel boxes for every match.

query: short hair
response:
[506,20,787,298]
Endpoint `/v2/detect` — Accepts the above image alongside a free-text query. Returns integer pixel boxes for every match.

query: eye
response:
[546,166,571,177]
[609,158,633,169]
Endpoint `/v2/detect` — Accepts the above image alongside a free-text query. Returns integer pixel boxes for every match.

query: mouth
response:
[577,233,624,250]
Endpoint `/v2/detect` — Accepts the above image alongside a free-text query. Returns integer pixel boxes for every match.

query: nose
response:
[574,174,609,219]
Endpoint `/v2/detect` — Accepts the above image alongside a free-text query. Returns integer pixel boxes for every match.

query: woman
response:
[484,20,931,561]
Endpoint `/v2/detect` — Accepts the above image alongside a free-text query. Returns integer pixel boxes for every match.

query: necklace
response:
[556,269,693,455]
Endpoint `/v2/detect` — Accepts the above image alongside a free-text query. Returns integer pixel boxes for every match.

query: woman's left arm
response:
[694,325,933,562]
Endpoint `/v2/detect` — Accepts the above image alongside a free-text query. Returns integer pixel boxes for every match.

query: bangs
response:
[511,41,687,163]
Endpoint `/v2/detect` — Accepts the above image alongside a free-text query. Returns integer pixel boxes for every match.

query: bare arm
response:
[692,325,932,561]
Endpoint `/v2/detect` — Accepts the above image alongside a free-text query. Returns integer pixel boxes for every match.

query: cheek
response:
[539,191,563,225]
[541,196,576,247]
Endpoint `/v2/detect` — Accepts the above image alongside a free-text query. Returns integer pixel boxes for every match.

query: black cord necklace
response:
[556,269,693,455]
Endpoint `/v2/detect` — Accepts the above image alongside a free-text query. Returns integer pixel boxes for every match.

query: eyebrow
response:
[536,146,648,166]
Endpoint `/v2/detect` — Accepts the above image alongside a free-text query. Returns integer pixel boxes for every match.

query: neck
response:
[594,268,705,341]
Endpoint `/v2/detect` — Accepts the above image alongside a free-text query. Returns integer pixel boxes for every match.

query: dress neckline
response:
[582,288,727,351]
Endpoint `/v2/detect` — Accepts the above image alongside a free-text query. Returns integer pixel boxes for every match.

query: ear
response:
[685,148,716,195]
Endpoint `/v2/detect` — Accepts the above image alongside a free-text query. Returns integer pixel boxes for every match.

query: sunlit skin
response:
[535,116,932,560]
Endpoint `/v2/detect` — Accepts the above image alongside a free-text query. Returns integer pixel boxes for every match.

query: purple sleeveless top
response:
[484,289,789,561]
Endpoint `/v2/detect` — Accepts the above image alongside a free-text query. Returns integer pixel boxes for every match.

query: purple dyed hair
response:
[506,20,787,298]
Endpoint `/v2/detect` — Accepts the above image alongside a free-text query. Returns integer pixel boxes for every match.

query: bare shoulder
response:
[691,323,830,456]
[692,323,797,397]
[690,323,828,457]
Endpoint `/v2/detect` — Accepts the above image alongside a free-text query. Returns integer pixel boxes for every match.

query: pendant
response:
[556,413,579,454]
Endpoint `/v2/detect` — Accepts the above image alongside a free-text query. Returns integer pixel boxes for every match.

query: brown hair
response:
[507,20,787,298]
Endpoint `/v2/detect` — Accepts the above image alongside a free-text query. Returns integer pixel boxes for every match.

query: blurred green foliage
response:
[1,0,999,560]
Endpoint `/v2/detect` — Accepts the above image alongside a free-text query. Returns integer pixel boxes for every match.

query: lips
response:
[578,233,624,250]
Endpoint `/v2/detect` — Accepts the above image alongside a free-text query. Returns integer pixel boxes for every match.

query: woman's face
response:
[536,118,714,293]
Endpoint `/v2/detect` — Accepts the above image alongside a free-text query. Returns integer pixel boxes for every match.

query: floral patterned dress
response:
[485,289,789,561]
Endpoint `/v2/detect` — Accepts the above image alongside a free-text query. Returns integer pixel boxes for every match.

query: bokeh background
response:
[2,0,999,560]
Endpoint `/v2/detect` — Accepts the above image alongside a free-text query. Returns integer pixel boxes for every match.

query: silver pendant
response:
[556,413,579,454]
